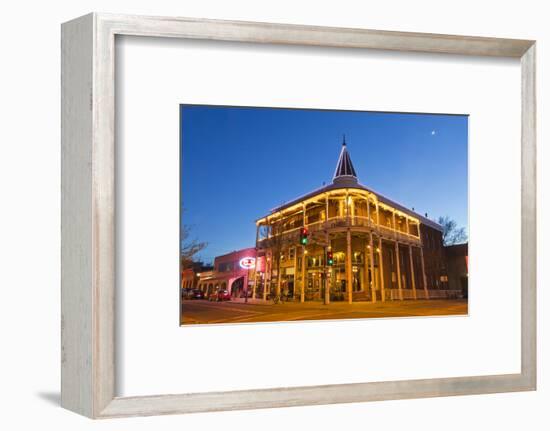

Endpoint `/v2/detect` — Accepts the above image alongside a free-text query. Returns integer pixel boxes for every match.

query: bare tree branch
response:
[437,216,468,246]
[180,224,207,269]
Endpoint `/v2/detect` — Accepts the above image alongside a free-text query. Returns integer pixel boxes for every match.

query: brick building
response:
[445,243,469,298]
[180,261,213,290]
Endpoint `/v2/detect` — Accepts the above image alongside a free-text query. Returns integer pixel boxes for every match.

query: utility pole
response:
[244,266,250,303]
[324,231,332,305]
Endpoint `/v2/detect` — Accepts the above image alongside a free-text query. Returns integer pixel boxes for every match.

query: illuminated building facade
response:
[181,261,213,290]
[196,247,258,297]
[252,140,458,303]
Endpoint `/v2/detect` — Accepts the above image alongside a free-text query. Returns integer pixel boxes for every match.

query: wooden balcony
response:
[258,215,421,248]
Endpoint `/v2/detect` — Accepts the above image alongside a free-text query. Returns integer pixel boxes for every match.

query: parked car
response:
[181,288,192,300]
[208,289,231,302]
[188,289,205,300]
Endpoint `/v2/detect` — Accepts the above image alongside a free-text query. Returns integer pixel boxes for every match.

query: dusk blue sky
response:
[181,105,468,263]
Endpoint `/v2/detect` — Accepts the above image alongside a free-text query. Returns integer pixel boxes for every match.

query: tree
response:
[261,220,291,301]
[437,216,467,246]
[180,224,207,269]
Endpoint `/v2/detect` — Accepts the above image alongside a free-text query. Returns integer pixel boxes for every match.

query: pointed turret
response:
[333,136,358,185]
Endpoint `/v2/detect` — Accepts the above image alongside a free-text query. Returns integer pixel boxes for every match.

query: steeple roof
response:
[260,136,443,232]
[333,136,358,185]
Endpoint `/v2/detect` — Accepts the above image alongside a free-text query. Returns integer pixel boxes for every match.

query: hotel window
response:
[292,214,302,229]
[334,252,345,266]
[289,247,295,260]
[355,201,367,217]
[328,200,339,218]
[356,274,363,292]
[307,211,321,224]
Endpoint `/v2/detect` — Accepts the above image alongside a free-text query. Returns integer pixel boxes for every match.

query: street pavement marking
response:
[181,300,468,324]
[182,301,264,315]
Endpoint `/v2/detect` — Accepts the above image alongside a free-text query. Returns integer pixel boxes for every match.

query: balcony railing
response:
[258,216,421,245]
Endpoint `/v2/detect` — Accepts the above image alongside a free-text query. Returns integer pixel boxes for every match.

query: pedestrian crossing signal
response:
[300,227,308,245]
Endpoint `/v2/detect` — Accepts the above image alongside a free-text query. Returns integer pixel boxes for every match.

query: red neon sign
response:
[239,257,256,269]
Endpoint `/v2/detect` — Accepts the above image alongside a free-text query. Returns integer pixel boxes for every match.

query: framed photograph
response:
[61,13,536,419]
[179,105,469,324]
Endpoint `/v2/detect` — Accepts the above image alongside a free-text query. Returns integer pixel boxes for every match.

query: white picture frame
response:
[61,12,536,419]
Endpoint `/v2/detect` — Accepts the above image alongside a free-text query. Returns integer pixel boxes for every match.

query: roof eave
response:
[256,182,443,232]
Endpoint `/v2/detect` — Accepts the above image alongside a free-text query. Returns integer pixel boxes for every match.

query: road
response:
[181,299,468,325]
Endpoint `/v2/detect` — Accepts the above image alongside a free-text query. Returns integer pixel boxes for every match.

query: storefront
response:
[197,247,257,297]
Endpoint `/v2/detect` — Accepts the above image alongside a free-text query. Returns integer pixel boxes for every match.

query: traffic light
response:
[299,227,309,245]
[327,250,334,266]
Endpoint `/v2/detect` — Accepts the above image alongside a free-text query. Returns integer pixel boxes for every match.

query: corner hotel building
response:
[251,140,453,303]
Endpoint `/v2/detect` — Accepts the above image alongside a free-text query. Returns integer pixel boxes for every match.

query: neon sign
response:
[239,257,256,269]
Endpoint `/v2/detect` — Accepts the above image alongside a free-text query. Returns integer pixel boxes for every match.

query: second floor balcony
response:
[257,215,421,248]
